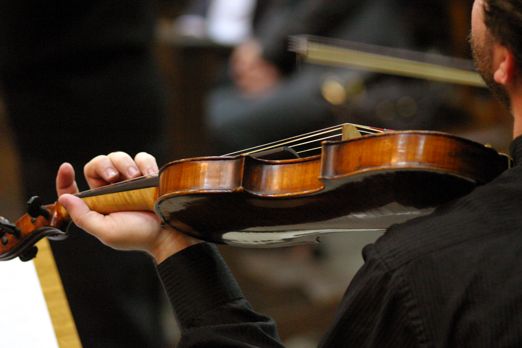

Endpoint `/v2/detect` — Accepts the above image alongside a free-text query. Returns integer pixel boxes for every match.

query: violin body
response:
[0,127,510,260]
[155,131,508,246]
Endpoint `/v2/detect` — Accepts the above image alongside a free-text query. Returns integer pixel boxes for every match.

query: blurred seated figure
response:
[200,0,467,153]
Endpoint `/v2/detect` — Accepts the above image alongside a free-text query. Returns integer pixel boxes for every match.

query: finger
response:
[56,163,79,196]
[84,155,120,188]
[107,151,141,179]
[58,194,110,239]
[134,152,159,176]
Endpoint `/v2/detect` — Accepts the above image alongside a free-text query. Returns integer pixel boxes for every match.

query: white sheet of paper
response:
[0,259,59,347]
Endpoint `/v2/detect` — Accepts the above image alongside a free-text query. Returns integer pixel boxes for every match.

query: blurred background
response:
[0,0,512,347]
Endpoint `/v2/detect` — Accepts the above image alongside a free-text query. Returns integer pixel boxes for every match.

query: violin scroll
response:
[0,196,69,262]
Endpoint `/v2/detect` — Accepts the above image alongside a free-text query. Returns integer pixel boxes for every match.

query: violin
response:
[0,123,510,261]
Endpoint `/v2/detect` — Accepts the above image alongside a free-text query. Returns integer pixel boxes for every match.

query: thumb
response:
[58,194,105,234]
[56,163,79,196]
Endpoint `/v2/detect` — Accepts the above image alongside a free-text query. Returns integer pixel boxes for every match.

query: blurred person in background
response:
[180,0,466,153]
[0,0,171,346]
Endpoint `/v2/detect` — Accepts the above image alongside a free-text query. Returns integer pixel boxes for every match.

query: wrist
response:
[150,228,202,264]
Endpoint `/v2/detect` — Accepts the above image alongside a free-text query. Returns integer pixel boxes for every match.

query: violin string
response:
[357,130,379,135]
[233,125,350,156]
[229,126,344,156]
[295,146,323,155]
[285,126,382,153]
[358,127,384,134]
[225,123,383,157]
[225,122,373,156]
[286,133,343,149]
[229,125,383,155]
[224,124,344,156]
[289,129,382,154]
[247,129,344,155]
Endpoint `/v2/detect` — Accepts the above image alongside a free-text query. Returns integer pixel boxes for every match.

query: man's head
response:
[470,0,522,109]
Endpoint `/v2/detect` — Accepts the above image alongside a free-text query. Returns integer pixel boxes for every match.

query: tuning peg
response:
[27,196,50,220]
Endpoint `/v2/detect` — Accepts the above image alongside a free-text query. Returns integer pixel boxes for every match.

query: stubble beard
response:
[470,33,511,110]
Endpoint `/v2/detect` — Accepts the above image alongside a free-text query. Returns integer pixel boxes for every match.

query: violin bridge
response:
[341,124,362,141]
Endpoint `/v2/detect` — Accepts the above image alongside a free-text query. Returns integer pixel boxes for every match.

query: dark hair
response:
[483,0,522,67]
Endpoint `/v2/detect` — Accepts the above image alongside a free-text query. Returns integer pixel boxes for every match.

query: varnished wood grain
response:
[82,187,158,214]
[321,131,509,185]
[155,131,509,244]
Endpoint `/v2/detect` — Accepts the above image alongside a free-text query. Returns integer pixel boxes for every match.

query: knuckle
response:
[85,155,106,169]
[85,155,104,167]
[84,155,107,178]
[108,151,127,160]
[134,152,153,163]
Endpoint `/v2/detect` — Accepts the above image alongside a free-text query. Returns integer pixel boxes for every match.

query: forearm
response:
[157,243,284,347]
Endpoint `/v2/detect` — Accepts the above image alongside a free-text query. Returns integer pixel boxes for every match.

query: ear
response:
[493,44,516,86]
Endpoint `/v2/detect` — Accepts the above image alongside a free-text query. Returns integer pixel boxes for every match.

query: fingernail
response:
[146,167,158,176]
[106,168,118,179]
[127,166,140,177]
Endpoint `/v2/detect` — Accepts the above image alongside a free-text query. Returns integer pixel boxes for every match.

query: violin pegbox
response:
[0,216,37,261]
[0,196,69,262]
[0,215,39,261]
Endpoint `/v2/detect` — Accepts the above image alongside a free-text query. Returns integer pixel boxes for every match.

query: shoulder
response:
[331,166,522,346]
[372,165,522,271]
[363,185,522,344]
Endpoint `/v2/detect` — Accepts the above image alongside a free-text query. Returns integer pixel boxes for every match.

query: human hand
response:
[56,152,201,263]
[230,40,281,96]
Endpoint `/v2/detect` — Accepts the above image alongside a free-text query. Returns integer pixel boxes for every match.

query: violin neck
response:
[73,175,159,215]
